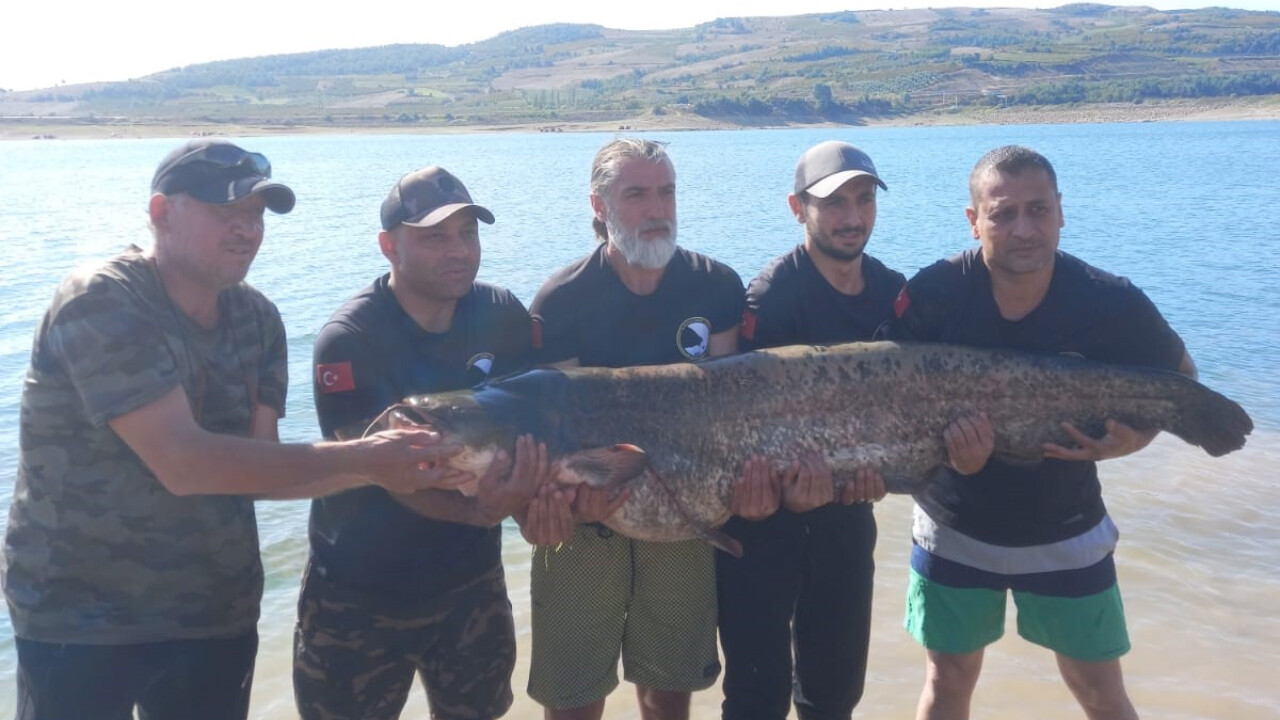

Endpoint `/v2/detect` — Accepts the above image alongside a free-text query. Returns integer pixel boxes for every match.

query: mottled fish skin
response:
[381,342,1254,544]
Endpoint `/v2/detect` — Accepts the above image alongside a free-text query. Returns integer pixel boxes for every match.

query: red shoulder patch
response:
[740,309,757,342]
[316,361,355,394]
[531,318,544,350]
[893,286,911,319]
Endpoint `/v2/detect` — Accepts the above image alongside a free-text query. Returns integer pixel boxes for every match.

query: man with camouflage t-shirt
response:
[2,139,471,720]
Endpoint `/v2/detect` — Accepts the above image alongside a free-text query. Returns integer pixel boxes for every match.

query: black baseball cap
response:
[151,139,295,214]
[381,166,495,231]
[794,141,887,198]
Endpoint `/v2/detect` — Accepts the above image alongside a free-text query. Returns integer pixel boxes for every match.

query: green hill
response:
[3,5,1278,131]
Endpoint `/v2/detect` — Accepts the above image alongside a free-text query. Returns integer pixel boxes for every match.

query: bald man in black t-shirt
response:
[890,146,1196,720]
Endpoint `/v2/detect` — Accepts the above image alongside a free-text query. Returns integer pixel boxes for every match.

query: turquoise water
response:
[0,123,1277,719]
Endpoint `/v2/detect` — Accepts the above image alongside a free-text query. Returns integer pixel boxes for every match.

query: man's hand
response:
[732,455,782,520]
[571,483,630,524]
[780,453,833,513]
[1043,419,1157,462]
[476,435,549,522]
[360,428,472,493]
[839,467,887,505]
[944,413,995,475]
[518,483,578,546]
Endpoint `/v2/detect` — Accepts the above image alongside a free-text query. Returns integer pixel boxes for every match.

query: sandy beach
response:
[3,96,1278,142]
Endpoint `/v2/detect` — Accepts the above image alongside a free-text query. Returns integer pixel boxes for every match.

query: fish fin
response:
[643,467,742,557]
[556,445,650,487]
[699,527,744,558]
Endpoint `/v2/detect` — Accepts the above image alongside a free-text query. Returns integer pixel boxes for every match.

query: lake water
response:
[0,122,1277,719]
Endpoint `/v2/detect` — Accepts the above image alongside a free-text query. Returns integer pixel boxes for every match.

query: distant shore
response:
[3,97,1278,141]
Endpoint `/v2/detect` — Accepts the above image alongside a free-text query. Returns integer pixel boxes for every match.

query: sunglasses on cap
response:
[153,144,273,195]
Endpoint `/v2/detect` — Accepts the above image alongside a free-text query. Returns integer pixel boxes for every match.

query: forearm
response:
[150,428,371,497]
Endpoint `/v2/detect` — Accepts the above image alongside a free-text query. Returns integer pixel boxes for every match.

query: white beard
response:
[606,213,678,270]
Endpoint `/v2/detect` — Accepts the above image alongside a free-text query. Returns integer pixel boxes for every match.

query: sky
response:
[4,0,1277,91]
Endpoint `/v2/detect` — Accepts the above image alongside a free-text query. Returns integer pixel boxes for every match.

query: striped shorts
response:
[904,506,1130,661]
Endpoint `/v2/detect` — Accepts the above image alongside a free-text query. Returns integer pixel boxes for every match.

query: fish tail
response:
[1170,383,1254,457]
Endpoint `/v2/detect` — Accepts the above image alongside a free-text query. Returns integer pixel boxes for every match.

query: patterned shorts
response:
[527,524,721,710]
[293,559,515,720]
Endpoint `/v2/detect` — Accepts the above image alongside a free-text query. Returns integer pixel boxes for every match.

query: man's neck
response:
[605,242,666,296]
[807,242,866,296]
[388,275,458,333]
[987,262,1054,321]
[150,252,221,330]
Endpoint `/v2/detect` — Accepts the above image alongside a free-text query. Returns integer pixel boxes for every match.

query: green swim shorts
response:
[904,567,1131,661]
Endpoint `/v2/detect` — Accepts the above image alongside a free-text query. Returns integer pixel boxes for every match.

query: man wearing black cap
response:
[293,166,547,720]
[2,139,470,720]
[717,140,899,720]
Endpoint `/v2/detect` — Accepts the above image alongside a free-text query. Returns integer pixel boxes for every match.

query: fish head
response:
[392,393,519,477]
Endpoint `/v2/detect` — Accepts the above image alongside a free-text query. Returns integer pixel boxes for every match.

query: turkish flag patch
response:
[893,287,912,319]
[740,309,757,342]
[316,361,355,394]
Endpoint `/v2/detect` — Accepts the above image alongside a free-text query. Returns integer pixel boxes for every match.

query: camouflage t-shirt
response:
[2,246,288,644]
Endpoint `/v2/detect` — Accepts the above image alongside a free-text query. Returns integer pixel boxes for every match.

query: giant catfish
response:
[356,341,1253,554]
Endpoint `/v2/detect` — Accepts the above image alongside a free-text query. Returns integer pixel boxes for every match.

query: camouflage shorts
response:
[292,559,515,720]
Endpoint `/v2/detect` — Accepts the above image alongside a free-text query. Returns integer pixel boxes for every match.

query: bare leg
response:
[636,686,690,720]
[1056,655,1138,720]
[916,648,984,720]
[546,700,605,720]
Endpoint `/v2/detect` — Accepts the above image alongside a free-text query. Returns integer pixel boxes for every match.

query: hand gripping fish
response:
[355,341,1253,556]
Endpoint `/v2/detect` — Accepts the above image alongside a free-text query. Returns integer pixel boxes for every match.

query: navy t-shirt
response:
[741,245,905,350]
[530,244,745,367]
[308,275,531,598]
[889,248,1185,547]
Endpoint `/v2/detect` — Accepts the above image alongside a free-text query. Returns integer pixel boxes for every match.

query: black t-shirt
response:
[308,275,531,598]
[741,245,905,350]
[530,244,745,367]
[889,248,1186,547]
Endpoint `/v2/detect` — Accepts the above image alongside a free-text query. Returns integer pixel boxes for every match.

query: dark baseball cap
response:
[151,139,295,214]
[794,141,887,198]
[380,166,495,231]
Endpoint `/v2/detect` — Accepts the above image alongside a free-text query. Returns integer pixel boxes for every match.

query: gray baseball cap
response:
[794,141,887,198]
[381,166,495,231]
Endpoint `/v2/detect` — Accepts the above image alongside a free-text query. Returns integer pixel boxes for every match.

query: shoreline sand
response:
[3,97,1278,142]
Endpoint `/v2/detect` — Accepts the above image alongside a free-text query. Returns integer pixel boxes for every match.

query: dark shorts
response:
[293,558,516,720]
[14,632,257,720]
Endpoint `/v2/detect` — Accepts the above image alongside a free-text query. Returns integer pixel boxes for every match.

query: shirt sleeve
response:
[254,299,289,417]
[885,260,958,343]
[529,282,578,365]
[44,283,181,428]
[744,273,795,351]
[1108,286,1187,371]
[312,321,397,439]
[709,263,747,335]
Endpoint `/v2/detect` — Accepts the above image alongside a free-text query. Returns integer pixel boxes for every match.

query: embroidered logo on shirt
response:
[316,362,355,393]
[677,316,712,360]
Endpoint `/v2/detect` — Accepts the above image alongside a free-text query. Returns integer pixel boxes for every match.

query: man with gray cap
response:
[3,139,467,720]
[717,140,899,720]
[293,166,547,720]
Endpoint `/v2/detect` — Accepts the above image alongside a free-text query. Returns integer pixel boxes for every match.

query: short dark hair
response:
[968,145,1058,208]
